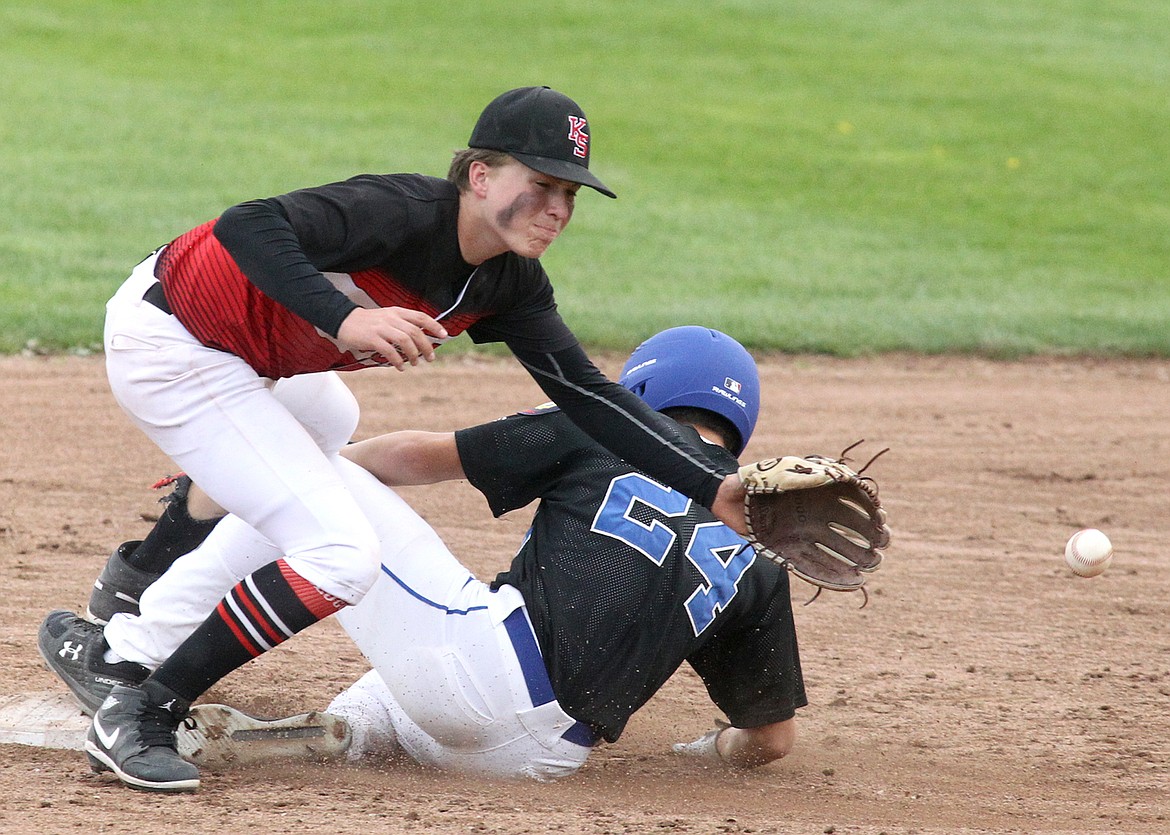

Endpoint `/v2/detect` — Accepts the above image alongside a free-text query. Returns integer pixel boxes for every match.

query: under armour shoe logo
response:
[58,641,82,661]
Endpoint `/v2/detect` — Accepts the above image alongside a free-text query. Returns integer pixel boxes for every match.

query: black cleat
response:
[86,681,199,793]
[86,541,161,625]
[38,610,149,715]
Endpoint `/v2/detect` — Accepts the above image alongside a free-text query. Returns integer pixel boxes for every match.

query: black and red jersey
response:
[459,407,807,743]
[154,175,575,379]
[153,172,729,508]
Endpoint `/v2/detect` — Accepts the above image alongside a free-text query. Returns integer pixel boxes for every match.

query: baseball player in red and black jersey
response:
[77,86,755,792]
[42,327,803,780]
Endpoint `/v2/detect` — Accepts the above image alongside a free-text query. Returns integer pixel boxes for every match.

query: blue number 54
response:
[591,473,756,635]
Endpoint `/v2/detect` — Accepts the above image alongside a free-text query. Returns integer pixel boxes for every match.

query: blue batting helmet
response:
[619,326,760,455]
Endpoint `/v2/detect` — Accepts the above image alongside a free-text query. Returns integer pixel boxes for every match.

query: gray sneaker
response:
[85,682,199,793]
[86,541,161,625]
[37,610,149,715]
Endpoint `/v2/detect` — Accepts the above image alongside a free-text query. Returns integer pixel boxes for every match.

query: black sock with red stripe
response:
[146,559,346,702]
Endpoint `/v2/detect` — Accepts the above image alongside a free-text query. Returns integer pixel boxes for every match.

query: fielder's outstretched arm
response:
[344,427,748,533]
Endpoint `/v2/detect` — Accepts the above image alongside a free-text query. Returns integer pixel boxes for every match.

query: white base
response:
[0,692,352,768]
[0,692,89,750]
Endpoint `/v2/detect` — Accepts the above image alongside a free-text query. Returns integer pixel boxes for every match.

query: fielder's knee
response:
[285,529,382,605]
[273,373,361,456]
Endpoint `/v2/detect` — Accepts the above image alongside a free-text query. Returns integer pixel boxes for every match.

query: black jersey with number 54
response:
[457,406,807,743]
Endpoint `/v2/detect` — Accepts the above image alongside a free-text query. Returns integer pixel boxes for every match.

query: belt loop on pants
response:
[143,281,172,315]
[502,608,599,747]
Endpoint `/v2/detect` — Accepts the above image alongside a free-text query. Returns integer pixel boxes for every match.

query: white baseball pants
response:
[105,457,592,781]
[103,251,379,602]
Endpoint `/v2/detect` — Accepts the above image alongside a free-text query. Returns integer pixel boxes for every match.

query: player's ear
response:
[467,160,492,198]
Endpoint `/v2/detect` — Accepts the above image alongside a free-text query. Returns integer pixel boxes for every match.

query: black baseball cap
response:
[469,86,617,199]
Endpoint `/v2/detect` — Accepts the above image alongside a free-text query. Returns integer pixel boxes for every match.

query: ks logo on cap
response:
[469,87,616,197]
[567,116,589,159]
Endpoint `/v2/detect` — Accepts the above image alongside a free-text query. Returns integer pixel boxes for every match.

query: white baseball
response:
[1064,528,1113,578]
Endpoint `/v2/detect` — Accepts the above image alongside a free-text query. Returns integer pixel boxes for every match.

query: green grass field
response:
[1,1,1166,355]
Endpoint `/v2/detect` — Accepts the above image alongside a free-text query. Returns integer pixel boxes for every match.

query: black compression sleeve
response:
[213,200,358,337]
[510,342,731,508]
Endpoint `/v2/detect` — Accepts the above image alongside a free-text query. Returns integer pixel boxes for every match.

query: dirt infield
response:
[2,353,1167,834]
